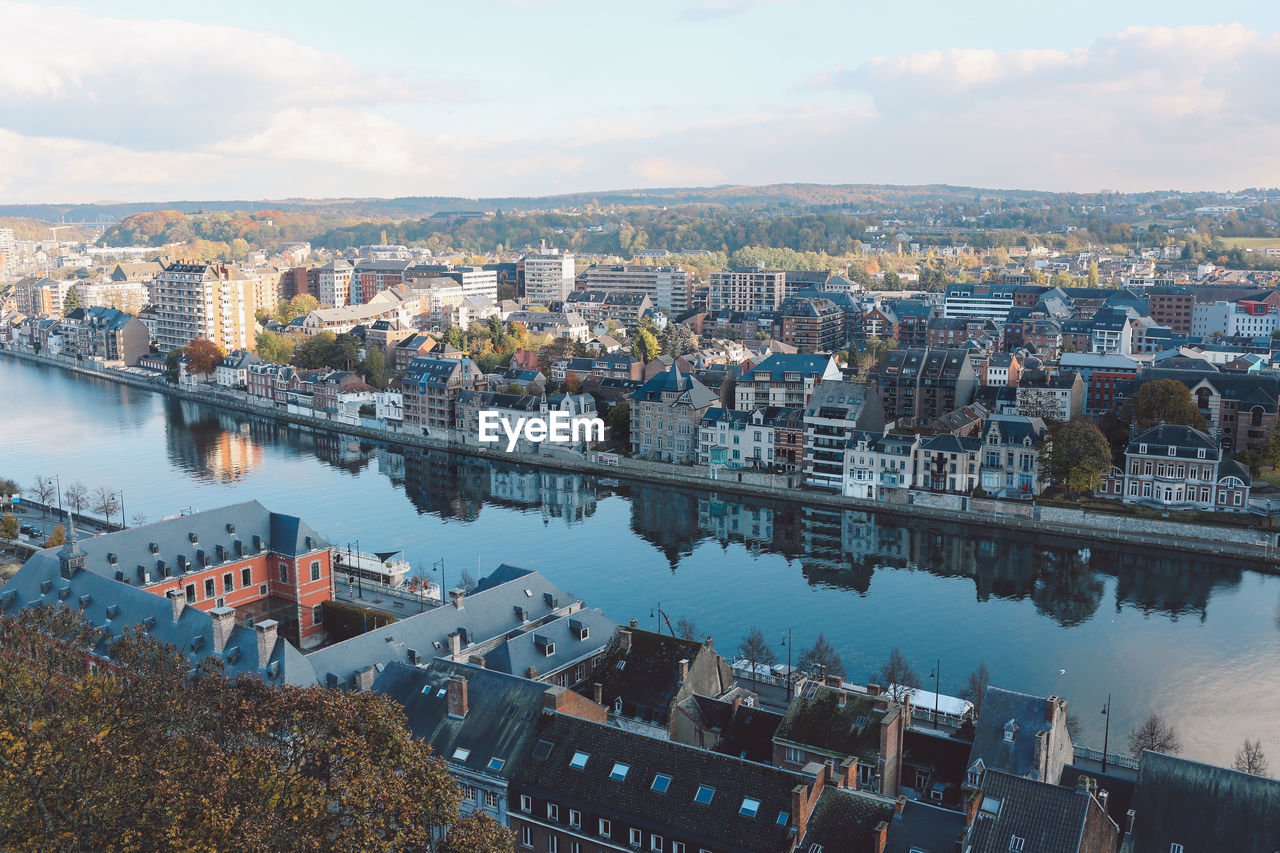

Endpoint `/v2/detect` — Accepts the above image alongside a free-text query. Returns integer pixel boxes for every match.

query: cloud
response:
[0,1,463,151]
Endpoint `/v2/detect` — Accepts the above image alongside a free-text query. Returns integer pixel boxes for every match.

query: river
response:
[1,357,1277,766]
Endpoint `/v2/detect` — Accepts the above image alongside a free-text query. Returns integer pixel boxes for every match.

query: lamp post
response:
[649,603,672,636]
[52,473,62,524]
[117,490,126,530]
[779,628,793,702]
[434,557,446,605]
[1100,694,1111,773]
[928,659,941,729]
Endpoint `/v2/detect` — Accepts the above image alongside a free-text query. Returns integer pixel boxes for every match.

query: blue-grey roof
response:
[739,353,836,382]
[967,770,1116,852]
[306,564,574,690]
[372,660,550,781]
[968,687,1056,780]
[884,799,968,853]
[481,607,616,679]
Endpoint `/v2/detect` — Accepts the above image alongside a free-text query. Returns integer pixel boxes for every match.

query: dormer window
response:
[1003,719,1018,742]
[1139,444,1147,454]
[1197,449,1205,459]
[1168,446,1176,456]
[569,751,589,770]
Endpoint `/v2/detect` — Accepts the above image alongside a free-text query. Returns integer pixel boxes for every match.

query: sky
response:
[1,0,1279,203]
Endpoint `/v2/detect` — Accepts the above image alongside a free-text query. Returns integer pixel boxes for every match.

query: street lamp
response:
[779,628,793,701]
[1100,694,1111,773]
[649,603,672,636]
[928,659,941,729]
[434,557,446,604]
[117,490,126,530]
[51,474,62,523]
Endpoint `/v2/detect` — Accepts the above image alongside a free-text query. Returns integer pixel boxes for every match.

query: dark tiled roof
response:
[514,711,805,852]
[480,607,617,679]
[968,770,1117,853]
[967,687,1054,780]
[739,353,837,382]
[800,787,897,852]
[1128,751,1280,853]
[371,660,548,780]
[676,695,784,764]
[775,685,891,762]
[883,799,967,853]
[580,627,733,724]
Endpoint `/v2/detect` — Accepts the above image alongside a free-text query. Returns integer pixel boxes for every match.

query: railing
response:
[1073,745,1140,770]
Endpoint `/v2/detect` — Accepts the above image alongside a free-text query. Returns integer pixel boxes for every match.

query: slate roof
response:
[371,660,549,782]
[920,433,983,454]
[799,787,897,852]
[774,684,893,762]
[984,414,1047,445]
[739,353,837,382]
[883,799,967,853]
[675,695,784,764]
[581,627,734,725]
[0,548,316,686]
[631,362,717,407]
[967,687,1055,780]
[1128,424,1218,458]
[514,711,806,853]
[967,770,1117,853]
[702,407,755,427]
[1128,750,1280,853]
[306,564,573,690]
[480,607,617,679]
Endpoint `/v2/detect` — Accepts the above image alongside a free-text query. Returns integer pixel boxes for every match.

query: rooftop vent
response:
[188,532,198,544]
[225,523,235,534]
[149,542,159,554]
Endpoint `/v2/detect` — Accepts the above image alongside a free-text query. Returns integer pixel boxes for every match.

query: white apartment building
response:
[707,268,787,313]
[578,264,693,314]
[407,265,498,302]
[314,260,354,307]
[150,262,256,352]
[1191,300,1280,339]
[75,281,149,315]
[521,248,575,303]
[697,408,775,469]
[942,283,1016,321]
[0,228,16,280]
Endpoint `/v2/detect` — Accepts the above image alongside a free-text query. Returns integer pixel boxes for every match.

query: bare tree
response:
[737,626,777,695]
[878,647,920,704]
[1234,738,1269,776]
[130,512,148,527]
[961,662,991,720]
[459,569,477,593]
[675,616,700,641]
[29,476,56,517]
[91,487,120,523]
[1129,713,1182,758]
[63,482,88,520]
[798,633,846,679]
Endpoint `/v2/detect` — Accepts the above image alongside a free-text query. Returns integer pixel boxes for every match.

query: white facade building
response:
[521,248,575,303]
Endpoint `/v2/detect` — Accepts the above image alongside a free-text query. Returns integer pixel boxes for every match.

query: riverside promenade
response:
[4,346,1277,565]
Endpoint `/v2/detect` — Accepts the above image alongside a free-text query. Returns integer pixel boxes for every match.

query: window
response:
[568,809,581,829]
[651,774,672,793]
[312,605,323,625]
[547,803,558,821]
[241,567,252,587]
[673,844,685,853]
[279,562,289,583]
[547,838,558,853]
[740,797,760,818]
[598,818,611,838]
[1170,845,1184,853]
[610,762,630,781]
[259,583,267,596]
[519,794,531,813]
[569,751,589,770]
[650,835,663,852]
[488,757,505,772]
[629,829,643,846]
[310,560,321,582]
[785,747,804,764]
[223,573,234,593]
[521,826,533,849]
[452,747,470,761]
[776,812,789,826]
[1009,838,1025,852]
[462,785,477,802]
[483,790,498,809]
[694,785,715,806]
[185,583,196,603]
[204,578,215,598]
[980,796,1001,817]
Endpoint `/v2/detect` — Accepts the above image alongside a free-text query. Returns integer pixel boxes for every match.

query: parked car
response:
[20,524,40,537]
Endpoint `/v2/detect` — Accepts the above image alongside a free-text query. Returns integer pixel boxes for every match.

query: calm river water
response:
[1,357,1277,765]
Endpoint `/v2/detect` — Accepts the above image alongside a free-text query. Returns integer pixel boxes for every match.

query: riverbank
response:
[5,347,1277,565]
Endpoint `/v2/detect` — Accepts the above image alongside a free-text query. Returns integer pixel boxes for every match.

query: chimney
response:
[791,785,809,841]
[964,791,982,828]
[867,682,883,697]
[526,665,538,679]
[1046,695,1059,723]
[1124,809,1136,834]
[628,618,638,629]
[872,820,890,853]
[254,619,278,669]
[895,795,907,815]
[593,682,604,705]
[619,628,632,652]
[448,630,462,657]
[447,675,469,718]
[166,588,186,622]
[210,606,236,654]
[825,675,842,688]
[449,588,465,609]
[1097,789,1110,813]
[839,757,857,789]
[678,658,689,683]
[354,666,375,692]
[704,635,713,650]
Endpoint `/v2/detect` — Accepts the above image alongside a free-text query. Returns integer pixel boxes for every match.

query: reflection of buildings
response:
[627,483,704,570]
[377,447,406,481]
[486,465,598,523]
[310,430,375,474]
[166,400,263,484]
[698,495,773,549]
[402,448,488,521]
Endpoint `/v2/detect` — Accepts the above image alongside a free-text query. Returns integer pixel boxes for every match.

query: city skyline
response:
[2,0,1279,203]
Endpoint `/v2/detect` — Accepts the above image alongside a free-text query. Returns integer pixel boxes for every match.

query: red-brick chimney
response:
[447,675,468,718]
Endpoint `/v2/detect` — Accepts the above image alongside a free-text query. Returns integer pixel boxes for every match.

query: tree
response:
[28,476,56,517]
[798,634,846,679]
[606,401,630,445]
[131,512,148,527]
[881,271,902,290]
[737,626,777,694]
[1128,712,1182,758]
[878,647,920,704]
[1129,379,1207,432]
[630,329,661,363]
[164,346,186,384]
[1043,418,1113,497]
[675,616,700,641]
[256,329,295,364]
[438,811,515,853]
[0,606,466,851]
[1087,259,1099,287]
[277,293,319,322]
[63,481,88,519]
[444,326,466,351]
[961,662,991,720]
[362,347,391,389]
[91,487,120,523]
[459,569,477,593]
[1233,738,1269,776]
[43,524,65,547]
[487,314,505,348]
[0,514,16,541]
[62,287,81,314]
[185,338,225,375]
[0,478,18,510]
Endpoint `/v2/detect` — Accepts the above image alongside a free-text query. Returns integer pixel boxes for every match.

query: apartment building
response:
[312,260,354,307]
[707,268,788,313]
[577,264,693,314]
[1101,424,1251,511]
[734,353,841,411]
[778,295,845,353]
[803,379,887,490]
[943,282,1017,322]
[402,354,487,432]
[405,264,498,301]
[151,262,256,353]
[520,248,575,302]
[875,348,978,429]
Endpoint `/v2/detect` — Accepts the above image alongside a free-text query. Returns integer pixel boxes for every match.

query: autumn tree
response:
[630,329,661,363]
[1129,712,1182,758]
[1043,418,1113,497]
[798,633,846,679]
[0,513,16,541]
[43,524,65,547]
[1233,738,1268,776]
[438,811,515,853]
[256,329,295,364]
[878,647,920,704]
[737,625,777,694]
[276,293,319,322]
[0,606,466,851]
[961,662,991,720]
[1129,379,1207,432]
[185,338,225,375]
